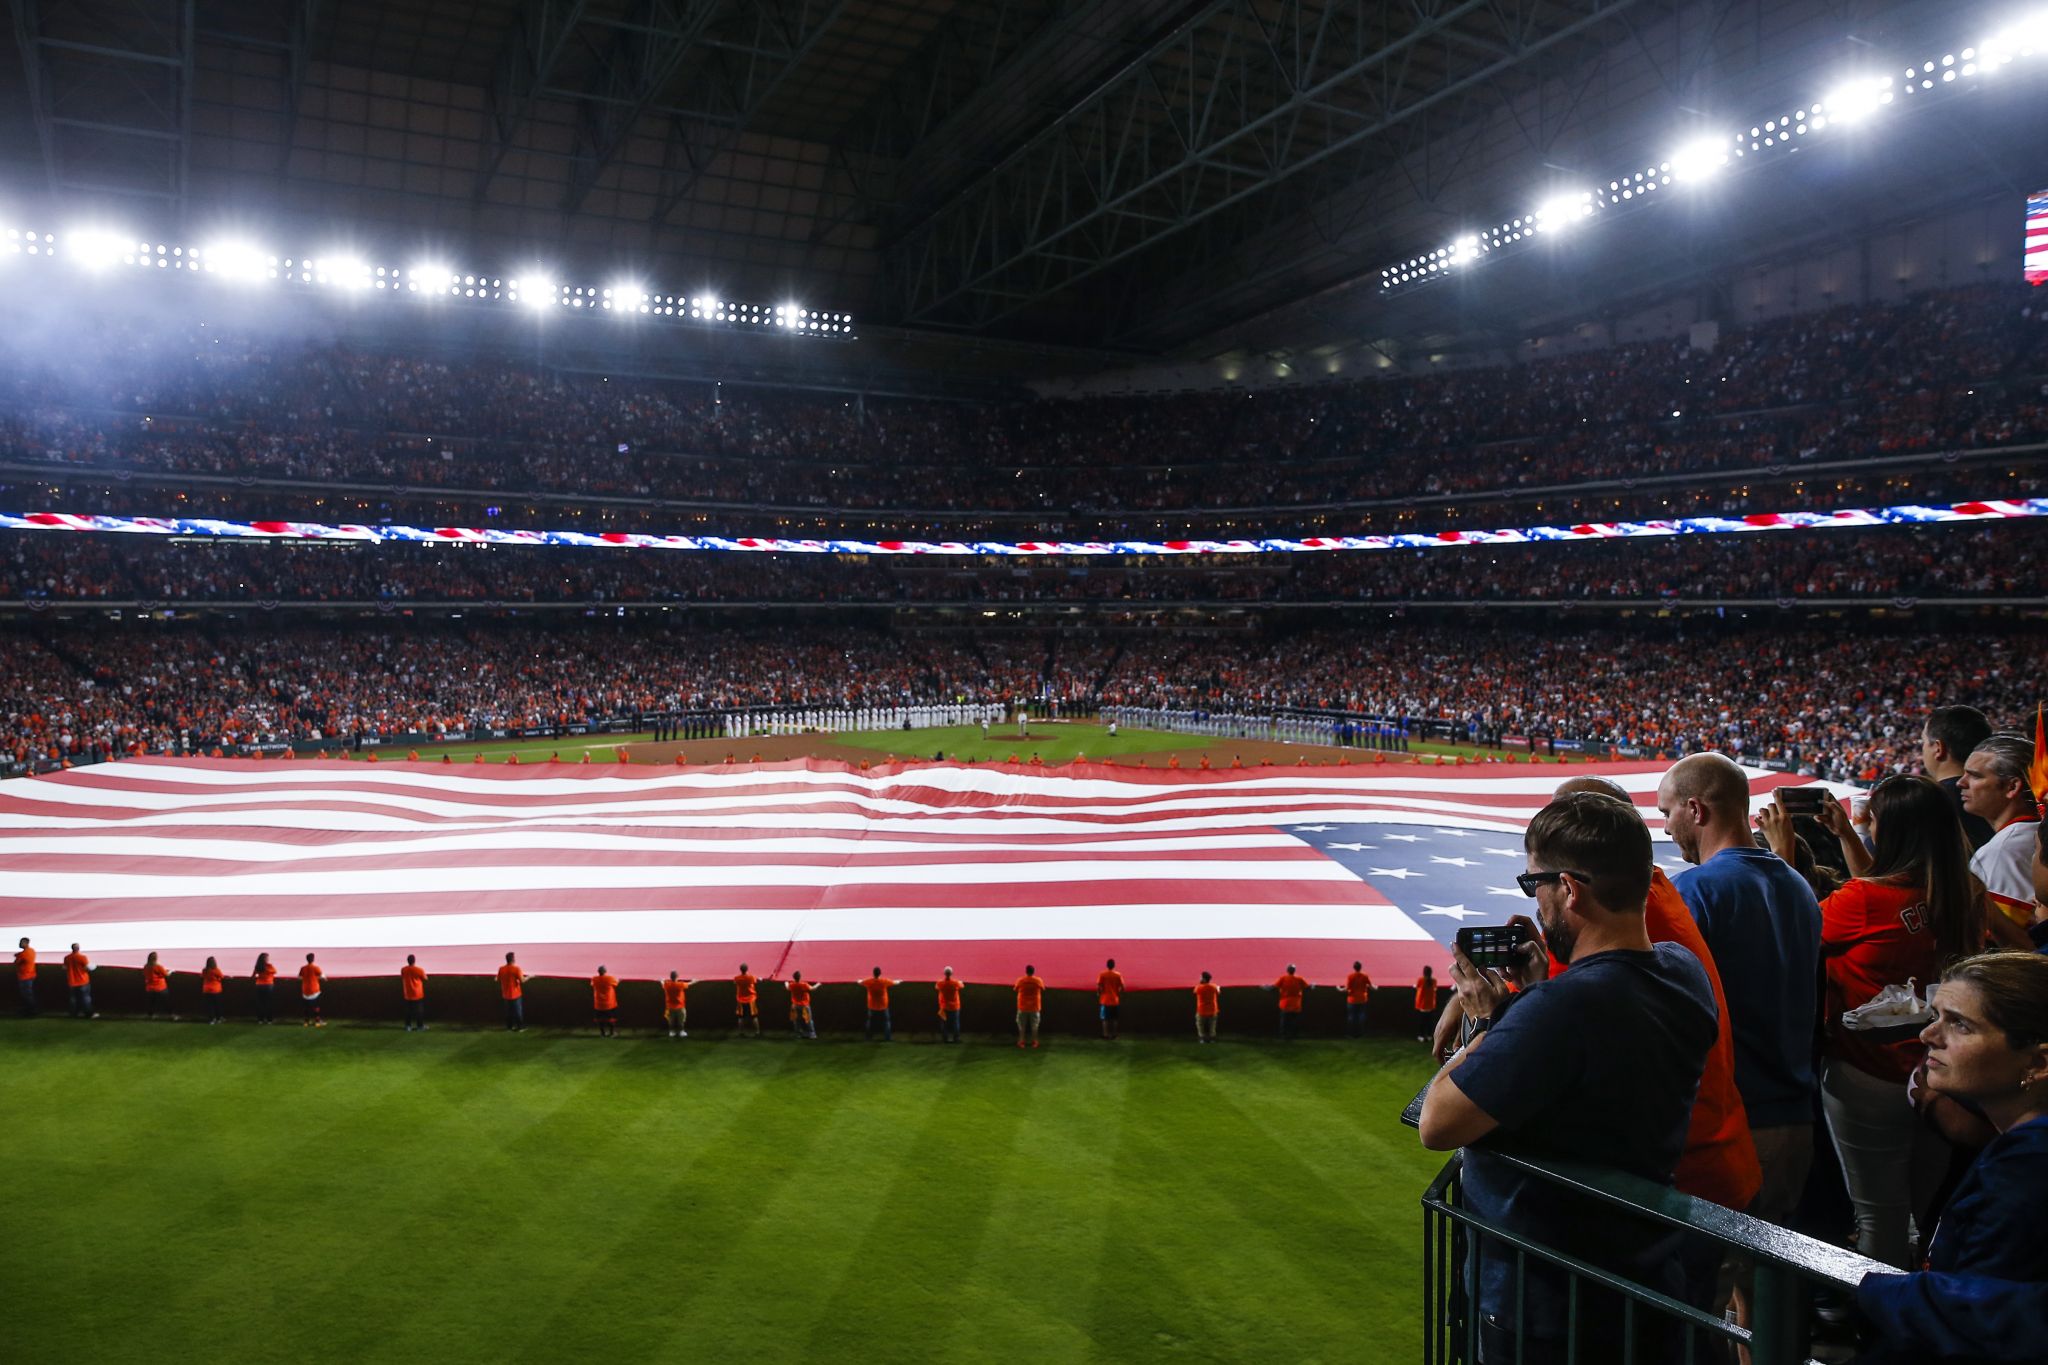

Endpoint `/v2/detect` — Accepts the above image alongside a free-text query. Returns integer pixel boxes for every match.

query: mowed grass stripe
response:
[6,1025,1440,1364]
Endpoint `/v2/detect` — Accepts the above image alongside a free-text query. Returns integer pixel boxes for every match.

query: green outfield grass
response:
[836,722,1196,765]
[7,1024,1440,1363]
[362,733,650,764]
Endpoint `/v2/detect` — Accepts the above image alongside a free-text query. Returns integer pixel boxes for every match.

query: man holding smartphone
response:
[1418,791,1716,1363]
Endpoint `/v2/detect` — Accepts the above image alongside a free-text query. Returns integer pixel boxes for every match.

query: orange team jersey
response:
[1274,973,1308,1011]
[1014,975,1045,1011]
[298,963,323,995]
[252,963,277,986]
[63,952,90,988]
[400,965,427,1001]
[935,977,963,1010]
[201,966,224,994]
[662,979,688,1010]
[1096,969,1125,1006]
[1344,971,1373,1004]
[1415,976,1439,1012]
[497,963,525,1000]
[1194,982,1221,1017]
[13,946,34,979]
[788,980,813,1008]
[591,974,619,1010]
[143,963,169,992]
[863,977,895,1009]
[733,973,758,1005]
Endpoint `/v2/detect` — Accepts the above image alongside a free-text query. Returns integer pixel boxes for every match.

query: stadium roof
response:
[2,0,2043,373]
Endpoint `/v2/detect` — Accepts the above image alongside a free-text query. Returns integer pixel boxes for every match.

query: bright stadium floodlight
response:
[64,228,134,272]
[1822,74,1894,121]
[608,280,644,313]
[312,255,370,290]
[204,239,273,282]
[513,275,554,309]
[1534,191,1594,232]
[1668,135,1731,182]
[410,261,455,296]
[1448,233,1480,266]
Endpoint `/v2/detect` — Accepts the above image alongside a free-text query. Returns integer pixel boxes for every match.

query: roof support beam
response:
[561,0,728,214]
[891,0,1640,333]
[475,0,592,201]
[13,0,195,210]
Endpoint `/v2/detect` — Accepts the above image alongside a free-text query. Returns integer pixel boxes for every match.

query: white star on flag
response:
[1484,847,1523,858]
[1429,855,1480,868]
[1369,867,1423,880]
[1327,842,1376,852]
[1294,825,1337,833]
[1431,829,1475,838]
[1419,904,1482,920]
[1384,833,1425,843]
[1487,885,1526,897]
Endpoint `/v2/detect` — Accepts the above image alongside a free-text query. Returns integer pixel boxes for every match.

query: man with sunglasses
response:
[1419,791,1717,1364]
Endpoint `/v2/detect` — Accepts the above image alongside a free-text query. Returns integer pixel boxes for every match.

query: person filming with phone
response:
[1419,790,1718,1364]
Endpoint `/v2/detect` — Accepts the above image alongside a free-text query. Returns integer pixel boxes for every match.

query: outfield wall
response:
[21,965,1433,1040]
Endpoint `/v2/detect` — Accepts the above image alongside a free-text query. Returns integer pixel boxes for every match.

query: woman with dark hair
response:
[1856,951,2048,1362]
[1766,776,1982,1268]
[250,952,276,1024]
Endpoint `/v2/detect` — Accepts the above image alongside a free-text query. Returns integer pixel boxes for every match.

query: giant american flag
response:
[0,758,1817,988]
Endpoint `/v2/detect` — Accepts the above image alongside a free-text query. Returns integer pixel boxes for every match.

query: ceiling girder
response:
[891,0,1643,333]
[13,0,195,209]
[474,0,592,201]
[561,0,728,214]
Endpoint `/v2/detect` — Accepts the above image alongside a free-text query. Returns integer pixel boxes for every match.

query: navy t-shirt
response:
[1453,942,1718,1340]
[1671,846,1822,1127]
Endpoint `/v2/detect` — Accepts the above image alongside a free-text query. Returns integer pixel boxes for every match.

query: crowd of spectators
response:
[4,619,2039,783]
[1,285,2044,535]
[3,520,2041,607]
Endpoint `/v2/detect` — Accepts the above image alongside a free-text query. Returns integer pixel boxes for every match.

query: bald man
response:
[1656,753,1820,1232]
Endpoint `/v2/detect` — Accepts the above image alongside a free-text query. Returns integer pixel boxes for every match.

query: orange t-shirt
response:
[497,963,525,1000]
[591,974,619,1010]
[1544,867,1762,1211]
[863,977,896,1009]
[13,947,34,979]
[1194,982,1221,1016]
[935,977,963,1010]
[788,980,813,1008]
[252,962,277,986]
[298,963,323,996]
[1096,969,1125,1006]
[733,973,758,1005]
[143,963,169,993]
[63,952,90,988]
[1820,878,1940,1085]
[1014,975,1045,1011]
[202,966,224,994]
[1344,971,1373,1004]
[400,965,427,1001]
[1414,975,1439,1012]
[662,979,688,1010]
[1274,973,1308,1011]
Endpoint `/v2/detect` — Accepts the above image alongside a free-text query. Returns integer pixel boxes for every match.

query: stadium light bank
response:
[0,229,856,339]
[1378,11,2048,293]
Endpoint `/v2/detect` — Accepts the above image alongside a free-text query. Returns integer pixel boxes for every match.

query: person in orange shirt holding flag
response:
[142,951,173,1020]
[935,967,964,1044]
[733,963,761,1037]
[400,955,428,1031]
[298,953,325,1027]
[787,972,818,1039]
[1415,964,1441,1042]
[63,943,97,1019]
[1194,971,1221,1044]
[15,936,38,1017]
[661,971,690,1037]
[862,967,897,1041]
[1096,958,1126,1041]
[201,956,226,1024]
[1014,965,1045,1049]
[590,965,620,1038]
[497,951,529,1032]
[251,952,277,1024]
[1344,961,1375,1038]
[1270,964,1310,1040]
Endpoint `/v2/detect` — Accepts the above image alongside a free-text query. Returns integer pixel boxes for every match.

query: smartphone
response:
[1456,922,1535,971]
[1776,786,1828,815]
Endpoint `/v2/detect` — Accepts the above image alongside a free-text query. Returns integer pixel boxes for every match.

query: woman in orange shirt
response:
[250,952,277,1024]
[298,953,325,1027]
[1414,965,1440,1042]
[201,956,226,1024]
[142,951,173,1020]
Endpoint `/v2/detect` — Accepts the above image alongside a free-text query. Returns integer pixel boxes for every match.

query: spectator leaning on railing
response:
[1419,791,1717,1363]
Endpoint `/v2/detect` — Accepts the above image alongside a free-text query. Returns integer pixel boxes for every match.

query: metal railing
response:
[1422,1152,1883,1364]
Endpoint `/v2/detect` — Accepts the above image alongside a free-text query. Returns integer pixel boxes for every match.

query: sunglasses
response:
[1515,869,1592,897]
